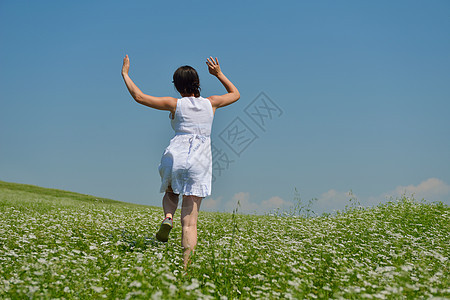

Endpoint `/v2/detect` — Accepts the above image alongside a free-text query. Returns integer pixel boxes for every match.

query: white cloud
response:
[365,177,450,207]
[225,192,292,215]
[202,196,222,212]
[261,196,293,212]
[225,192,258,213]
[315,178,450,215]
[370,178,450,204]
[315,189,359,213]
[214,178,450,216]
[391,178,450,199]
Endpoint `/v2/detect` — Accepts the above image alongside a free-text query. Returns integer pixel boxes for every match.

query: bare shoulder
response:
[206,95,220,106]
[206,96,218,113]
[206,93,240,110]
[166,97,178,114]
[153,96,178,110]
[136,94,178,112]
[163,96,178,102]
[167,97,179,105]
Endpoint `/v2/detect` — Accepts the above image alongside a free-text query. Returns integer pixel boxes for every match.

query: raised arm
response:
[206,57,240,112]
[121,55,177,112]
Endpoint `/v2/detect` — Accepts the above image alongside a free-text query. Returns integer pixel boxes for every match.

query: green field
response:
[0,181,448,299]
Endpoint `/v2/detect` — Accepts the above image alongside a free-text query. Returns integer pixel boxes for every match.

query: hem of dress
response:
[159,183,210,198]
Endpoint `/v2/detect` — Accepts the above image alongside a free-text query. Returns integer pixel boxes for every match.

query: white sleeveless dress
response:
[158,96,214,197]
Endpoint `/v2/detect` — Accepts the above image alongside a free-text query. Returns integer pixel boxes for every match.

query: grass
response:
[0,180,449,299]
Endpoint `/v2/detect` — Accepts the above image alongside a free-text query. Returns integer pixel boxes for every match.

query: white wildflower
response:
[91,286,104,293]
[129,280,142,288]
[185,279,200,290]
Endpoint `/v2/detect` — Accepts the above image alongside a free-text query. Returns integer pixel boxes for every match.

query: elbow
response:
[134,93,144,104]
[232,87,240,101]
[235,91,240,102]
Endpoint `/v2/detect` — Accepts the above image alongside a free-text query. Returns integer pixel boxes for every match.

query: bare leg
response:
[181,195,202,269]
[163,186,179,219]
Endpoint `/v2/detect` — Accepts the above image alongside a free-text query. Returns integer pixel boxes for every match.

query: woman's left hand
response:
[122,54,130,76]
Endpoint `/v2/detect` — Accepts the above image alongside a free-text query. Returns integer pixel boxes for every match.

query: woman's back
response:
[171,97,214,137]
[160,96,214,197]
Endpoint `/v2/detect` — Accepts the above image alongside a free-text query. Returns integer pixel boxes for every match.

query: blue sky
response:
[1,1,449,215]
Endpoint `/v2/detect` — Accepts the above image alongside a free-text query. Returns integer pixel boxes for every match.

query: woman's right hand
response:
[206,56,222,77]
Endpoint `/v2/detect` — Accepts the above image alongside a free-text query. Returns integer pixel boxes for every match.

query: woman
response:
[121,55,240,268]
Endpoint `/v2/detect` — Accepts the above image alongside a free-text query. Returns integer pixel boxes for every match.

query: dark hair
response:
[173,66,201,97]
